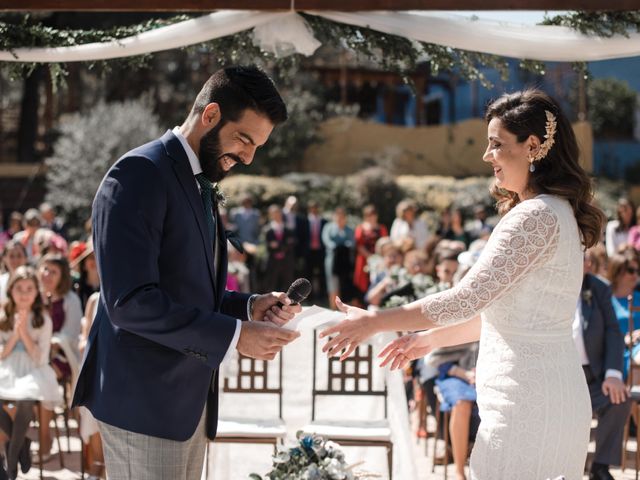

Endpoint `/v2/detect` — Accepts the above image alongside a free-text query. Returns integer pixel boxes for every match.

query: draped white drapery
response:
[1,10,639,63]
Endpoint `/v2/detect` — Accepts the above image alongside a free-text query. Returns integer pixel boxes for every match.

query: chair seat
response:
[630,385,640,402]
[216,417,286,439]
[301,419,392,442]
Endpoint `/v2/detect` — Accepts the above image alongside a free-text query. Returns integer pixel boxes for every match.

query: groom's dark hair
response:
[190,65,287,125]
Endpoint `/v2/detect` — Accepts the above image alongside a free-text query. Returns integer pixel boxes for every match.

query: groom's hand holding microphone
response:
[237,279,311,360]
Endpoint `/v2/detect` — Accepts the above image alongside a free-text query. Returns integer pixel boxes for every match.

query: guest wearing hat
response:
[70,240,99,311]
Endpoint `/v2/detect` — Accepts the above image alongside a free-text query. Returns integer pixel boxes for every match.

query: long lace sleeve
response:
[421,199,560,325]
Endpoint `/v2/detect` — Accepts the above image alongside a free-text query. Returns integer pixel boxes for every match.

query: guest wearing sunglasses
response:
[607,251,640,376]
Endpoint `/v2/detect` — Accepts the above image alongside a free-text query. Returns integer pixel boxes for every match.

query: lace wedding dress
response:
[422,194,590,480]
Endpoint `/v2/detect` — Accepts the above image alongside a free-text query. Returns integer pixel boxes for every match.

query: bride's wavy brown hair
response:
[485,89,605,248]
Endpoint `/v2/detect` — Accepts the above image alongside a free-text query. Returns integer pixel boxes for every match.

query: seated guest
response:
[416,248,461,437]
[437,208,471,247]
[390,199,429,252]
[365,242,404,307]
[37,254,82,458]
[39,203,67,240]
[435,343,480,480]
[586,243,609,282]
[607,251,640,374]
[70,240,100,310]
[0,267,62,478]
[0,241,28,305]
[78,291,105,480]
[12,210,42,261]
[579,255,631,480]
[0,212,23,253]
[227,241,251,293]
[378,249,433,308]
[606,198,635,258]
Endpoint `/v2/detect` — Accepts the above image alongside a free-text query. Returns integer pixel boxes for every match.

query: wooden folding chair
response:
[214,352,286,448]
[621,294,640,479]
[301,330,393,479]
[34,401,65,480]
[205,351,286,480]
[432,385,450,480]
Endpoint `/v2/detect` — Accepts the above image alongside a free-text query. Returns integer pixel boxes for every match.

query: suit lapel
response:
[161,130,217,291]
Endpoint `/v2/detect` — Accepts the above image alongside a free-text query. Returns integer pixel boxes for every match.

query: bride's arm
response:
[322,200,560,358]
[430,315,482,347]
[379,316,481,369]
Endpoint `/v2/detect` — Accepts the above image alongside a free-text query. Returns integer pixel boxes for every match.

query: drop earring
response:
[529,163,536,173]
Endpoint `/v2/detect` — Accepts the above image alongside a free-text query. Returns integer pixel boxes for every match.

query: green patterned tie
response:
[195,173,216,242]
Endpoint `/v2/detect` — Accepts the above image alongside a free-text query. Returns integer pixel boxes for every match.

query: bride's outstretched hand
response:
[379,331,434,370]
[320,297,377,361]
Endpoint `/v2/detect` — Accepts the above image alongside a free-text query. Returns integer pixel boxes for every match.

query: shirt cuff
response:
[221,319,241,364]
[247,294,259,321]
[605,369,623,381]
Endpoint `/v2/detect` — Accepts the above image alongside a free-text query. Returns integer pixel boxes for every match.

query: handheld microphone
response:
[277,278,312,308]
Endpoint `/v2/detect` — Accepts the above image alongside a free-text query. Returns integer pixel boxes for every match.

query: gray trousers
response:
[98,406,207,480]
[585,367,632,466]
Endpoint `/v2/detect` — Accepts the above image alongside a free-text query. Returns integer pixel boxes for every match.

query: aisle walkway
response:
[8,406,640,479]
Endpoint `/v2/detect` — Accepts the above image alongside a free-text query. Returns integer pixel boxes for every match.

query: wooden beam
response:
[0,163,45,178]
[0,0,638,11]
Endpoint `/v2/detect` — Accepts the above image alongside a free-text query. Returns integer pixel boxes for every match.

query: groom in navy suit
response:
[72,66,300,479]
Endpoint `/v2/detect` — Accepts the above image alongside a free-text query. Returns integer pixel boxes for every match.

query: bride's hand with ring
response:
[320,297,378,361]
[378,331,436,370]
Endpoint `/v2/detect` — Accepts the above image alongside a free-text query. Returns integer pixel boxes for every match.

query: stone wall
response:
[302,117,593,176]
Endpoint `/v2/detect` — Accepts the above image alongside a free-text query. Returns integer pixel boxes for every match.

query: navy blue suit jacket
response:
[72,130,251,441]
[581,273,625,382]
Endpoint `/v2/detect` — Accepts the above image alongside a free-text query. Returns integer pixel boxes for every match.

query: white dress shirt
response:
[572,298,622,381]
[172,127,241,363]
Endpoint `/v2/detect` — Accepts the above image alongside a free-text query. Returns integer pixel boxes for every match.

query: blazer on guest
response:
[72,130,251,441]
[581,273,625,381]
[300,216,328,256]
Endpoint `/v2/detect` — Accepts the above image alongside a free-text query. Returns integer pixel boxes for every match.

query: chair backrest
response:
[311,329,387,421]
[223,352,283,418]
[627,294,640,387]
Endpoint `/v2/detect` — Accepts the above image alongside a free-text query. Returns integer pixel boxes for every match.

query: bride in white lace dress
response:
[321,90,606,480]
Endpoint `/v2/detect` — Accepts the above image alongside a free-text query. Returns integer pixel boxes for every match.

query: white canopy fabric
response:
[315,11,640,62]
[0,10,284,62]
[1,10,639,63]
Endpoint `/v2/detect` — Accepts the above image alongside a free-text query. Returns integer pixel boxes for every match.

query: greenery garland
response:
[0,11,638,87]
[542,11,640,37]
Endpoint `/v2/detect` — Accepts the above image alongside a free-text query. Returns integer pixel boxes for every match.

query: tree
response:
[586,77,636,139]
[45,97,162,229]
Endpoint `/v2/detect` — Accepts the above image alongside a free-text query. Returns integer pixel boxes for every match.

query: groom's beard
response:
[199,126,227,183]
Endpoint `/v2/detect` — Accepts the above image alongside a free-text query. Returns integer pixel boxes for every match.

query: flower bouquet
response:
[250,431,379,480]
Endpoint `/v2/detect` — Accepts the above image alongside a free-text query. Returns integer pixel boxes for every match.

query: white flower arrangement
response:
[250,431,379,480]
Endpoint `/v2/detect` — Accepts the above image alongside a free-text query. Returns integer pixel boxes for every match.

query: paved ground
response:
[13,414,640,479]
[411,414,640,480]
